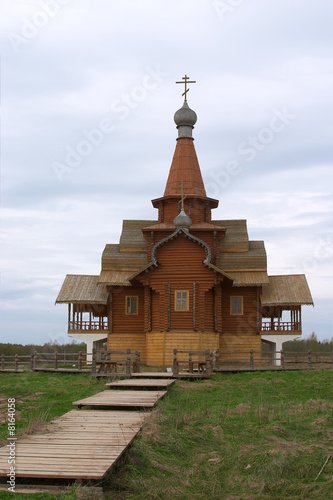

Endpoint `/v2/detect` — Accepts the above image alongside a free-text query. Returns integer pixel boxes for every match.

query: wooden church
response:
[56,76,313,366]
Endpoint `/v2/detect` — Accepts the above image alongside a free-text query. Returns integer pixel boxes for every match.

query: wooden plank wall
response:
[149,236,217,332]
[146,331,219,366]
[221,284,258,336]
[161,198,209,225]
[112,286,144,334]
[107,333,147,364]
[219,335,261,359]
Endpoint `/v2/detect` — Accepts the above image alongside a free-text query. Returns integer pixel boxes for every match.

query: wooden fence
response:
[92,348,140,377]
[173,349,213,378]
[214,349,333,371]
[0,352,91,373]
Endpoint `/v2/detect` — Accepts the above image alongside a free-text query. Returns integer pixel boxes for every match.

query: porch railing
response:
[261,321,301,332]
[69,320,108,331]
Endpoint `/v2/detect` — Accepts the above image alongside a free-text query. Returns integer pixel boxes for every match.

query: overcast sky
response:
[1,0,332,346]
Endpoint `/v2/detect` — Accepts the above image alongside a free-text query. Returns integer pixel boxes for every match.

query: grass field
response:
[0,370,332,499]
[0,372,106,443]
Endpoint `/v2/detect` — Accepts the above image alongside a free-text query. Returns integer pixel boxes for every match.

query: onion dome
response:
[173,209,192,231]
[174,100,197,139]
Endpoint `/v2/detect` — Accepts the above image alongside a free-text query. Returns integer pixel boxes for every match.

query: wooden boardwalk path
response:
[0,410,146,480]
[73,389,166,408]
[0,377,173,482]
[131,372,173,378]
[106,378,175,389]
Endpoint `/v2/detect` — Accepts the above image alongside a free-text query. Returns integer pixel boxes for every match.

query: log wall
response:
[107,333,147,364]
[219,334,261,359]
[221,284,258,336]
[146,331,219,366]
[111,286,145,334]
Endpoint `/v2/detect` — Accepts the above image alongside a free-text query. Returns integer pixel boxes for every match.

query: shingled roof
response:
[261,275,314,306]
[56,275,108,304]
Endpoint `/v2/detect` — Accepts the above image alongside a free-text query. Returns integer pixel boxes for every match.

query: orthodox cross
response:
[171,180,188,210]
[176,74,196,100]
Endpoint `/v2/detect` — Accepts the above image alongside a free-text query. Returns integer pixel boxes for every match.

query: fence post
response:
[78,351,82,371]
[135,350,140,373]
[204,349,211,376]
[126,348,131,376]
[250,349,254,369]
[1,354,5,371]
[54,351,58,370]
[189,352,193,373]
[14,354,19,371]
[209,351,214,376]
[280,350,284,370]
[308,350,312,370]
[214,349,219,371]
[92,348,96,375]
[34,351,38,371]
[173,349,178,376]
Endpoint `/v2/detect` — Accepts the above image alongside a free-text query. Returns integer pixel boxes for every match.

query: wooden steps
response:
[0,410,146,480]
[0,373,174,482]
[106,378,175,389]
[73,389,167,408]
[131,372,173,378]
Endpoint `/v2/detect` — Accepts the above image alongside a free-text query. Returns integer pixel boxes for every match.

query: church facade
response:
[56,82,313,365]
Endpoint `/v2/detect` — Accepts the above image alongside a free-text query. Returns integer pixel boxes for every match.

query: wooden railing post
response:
[54,351,58,370]
[1,354,5,371]
[214,349,219,371]
[126,348,131,376]
[78,351,82,371]
[204,349,208,375]
[92,348,96,375]
[173,349,178,375]
[189,352,193,373]
[209,352,213,376]
[250,349,254,369]
[280,350,284,369]
[134,350,140,373]
[308,350,312,369]
[34,351,38,371]
[14,354,19,371]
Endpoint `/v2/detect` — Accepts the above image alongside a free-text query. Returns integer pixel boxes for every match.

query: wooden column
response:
[213,280,222,334]
[144,275,151,333]
[68,303,71,331]
[214,284,218,333]
[213,231,217,265]
[167,283,171,332]
[256,288,261,334]
[108,288,113,333]
[193,282,196,331]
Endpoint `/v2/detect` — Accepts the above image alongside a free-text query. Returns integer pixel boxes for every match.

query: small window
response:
[231,296,243,315]
[125,296,138,315]
[175,290,189,311]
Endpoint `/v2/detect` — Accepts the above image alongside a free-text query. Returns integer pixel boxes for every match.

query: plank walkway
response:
[0,410,146,480]
[73,389,166,408]
[131,372,173,378]
[0,377,172,482]
[106,378,175,389]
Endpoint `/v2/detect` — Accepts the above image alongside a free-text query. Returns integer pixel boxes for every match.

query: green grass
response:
[0,370,332,499]
[106,370,333,500]
[0,372,106,443]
